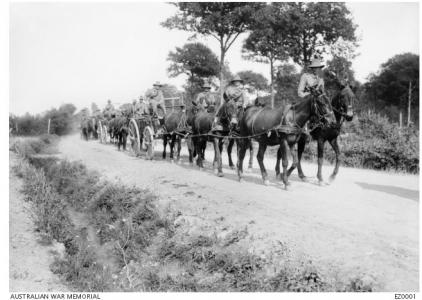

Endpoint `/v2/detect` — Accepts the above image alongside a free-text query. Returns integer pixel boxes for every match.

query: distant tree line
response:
[10,103,77,136]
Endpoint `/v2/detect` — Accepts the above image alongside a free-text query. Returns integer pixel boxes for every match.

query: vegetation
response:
[10,103,77,136]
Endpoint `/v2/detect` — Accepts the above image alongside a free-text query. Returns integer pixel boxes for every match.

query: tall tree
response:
[282,2,357,65]
[167,42,219,99]
[162,2,263,100]
[242,3,289,107]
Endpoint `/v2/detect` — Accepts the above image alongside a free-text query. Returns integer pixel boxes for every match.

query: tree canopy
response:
[237,70,268,91]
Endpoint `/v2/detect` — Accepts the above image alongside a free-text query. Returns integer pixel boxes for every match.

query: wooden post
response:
[399,111,403,128]
[47,118,51,134]
[407,81,412,127]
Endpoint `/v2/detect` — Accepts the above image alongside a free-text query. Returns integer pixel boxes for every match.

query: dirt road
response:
[59,134,419,291]
[9,152,69,292]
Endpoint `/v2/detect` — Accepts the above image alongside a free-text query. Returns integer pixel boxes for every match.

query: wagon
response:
[127,95,185,159]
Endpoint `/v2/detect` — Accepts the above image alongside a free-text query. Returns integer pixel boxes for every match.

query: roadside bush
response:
[303,112,419,173]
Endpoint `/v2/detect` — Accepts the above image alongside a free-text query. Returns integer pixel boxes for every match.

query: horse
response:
[107,116,129,151]
[80,119,90,141]
[162,109,196,163]
[191,104,226,175]
[235,96,329,188]
[294,83,356,184]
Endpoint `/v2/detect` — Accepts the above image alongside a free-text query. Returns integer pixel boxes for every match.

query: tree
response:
[364,53,419,124]
[237,70,268,92]
[162,2,264,100]
[242,3,290,107]
[282,2,357,65]
[167,42,219,99]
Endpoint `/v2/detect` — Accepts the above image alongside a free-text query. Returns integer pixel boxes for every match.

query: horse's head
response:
[221,100,239,128]
[332,84,356,122]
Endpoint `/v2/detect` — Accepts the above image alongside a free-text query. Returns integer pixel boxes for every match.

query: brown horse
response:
[236,96,328,188]
[293,83,356,184]
[108,116,129,151]
[162,109,195,163]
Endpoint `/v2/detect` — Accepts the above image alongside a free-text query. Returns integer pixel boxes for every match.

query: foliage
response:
[274,64,301,105]
[303,112,419,173]
[167,42,219,99]
[11,103,77,136]
[242,3,290,106]
[236,70,269,91]
[363,53,419,124]
[162,2,264,96]
[281,2,357,65]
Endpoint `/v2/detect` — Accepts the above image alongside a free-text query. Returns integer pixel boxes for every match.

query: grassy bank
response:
[11,136,375,292]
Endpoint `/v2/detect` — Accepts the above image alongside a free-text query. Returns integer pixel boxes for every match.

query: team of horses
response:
[81,78,356,189]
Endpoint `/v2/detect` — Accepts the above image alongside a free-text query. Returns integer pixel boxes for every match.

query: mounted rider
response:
[213,75,248,131]
[145,82,166,120]
[132,96,149,117]
[193,82,216,112]
[298,58,332,131]
[103,100,116,120]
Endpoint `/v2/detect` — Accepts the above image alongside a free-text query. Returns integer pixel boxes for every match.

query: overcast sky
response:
[10,2,419,115]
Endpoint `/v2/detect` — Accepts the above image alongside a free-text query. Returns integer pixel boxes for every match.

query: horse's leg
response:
[196,138,204,169]
[256,142,269,185]
[176,135,181,162]
[236,139,248,182]
[117,133,121,151]
[328,138,340,183]
[286,142,298,179]
[169,135,175,162]
[162,135,167,159]
[247,140,254,172]
[227,139,235,169]
[317,138,325,185]
[275,146,282,180]
[213,137,223,177]
[297,134,307,181]
[280,138,289,189]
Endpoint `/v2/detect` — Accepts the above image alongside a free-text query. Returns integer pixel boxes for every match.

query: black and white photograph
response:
[7,1,419,297]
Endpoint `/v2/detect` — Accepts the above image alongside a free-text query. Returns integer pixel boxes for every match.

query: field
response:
[9,135,419,292]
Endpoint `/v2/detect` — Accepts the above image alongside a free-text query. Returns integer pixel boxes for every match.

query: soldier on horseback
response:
[132,96,149,118]
[103,99,116,120]
[298,58,332,132]
[212,75,248,131]
[193,82,216,112]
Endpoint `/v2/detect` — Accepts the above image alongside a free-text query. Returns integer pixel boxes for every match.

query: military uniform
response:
[132,98,150,117]
[298,72,325,98]
[145,82,166,117]
[103,101,116,120]
[194,83,216,110]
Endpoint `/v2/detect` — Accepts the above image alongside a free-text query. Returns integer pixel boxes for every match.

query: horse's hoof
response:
[229,165,235,170]
[328,175,336,183]
[276,173,281,180]
[299,176,308,182]
[284,184,288,191]
[246,167,253,173]
[170,159,174,164]
[199,167,204,171]
[238,177,243,183]
[214,169,218,175]
[263,179,270,186]
[318,180,327,186]
[217,172,224,177]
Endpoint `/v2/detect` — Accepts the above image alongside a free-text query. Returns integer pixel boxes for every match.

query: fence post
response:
[399,111,403,128]
[47,118,51,134]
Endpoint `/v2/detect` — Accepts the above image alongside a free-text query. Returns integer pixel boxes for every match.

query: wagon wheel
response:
[142,125,155,160]
[128,118,141,156]
[102,124,110,144]
[98,120,104,143]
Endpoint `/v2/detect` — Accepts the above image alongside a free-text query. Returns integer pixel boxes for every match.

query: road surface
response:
[58,134,419,291]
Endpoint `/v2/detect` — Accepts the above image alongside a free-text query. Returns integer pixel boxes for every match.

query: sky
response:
[10,2,419,115]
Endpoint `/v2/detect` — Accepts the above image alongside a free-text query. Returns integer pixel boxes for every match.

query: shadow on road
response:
[356,182,419,202]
